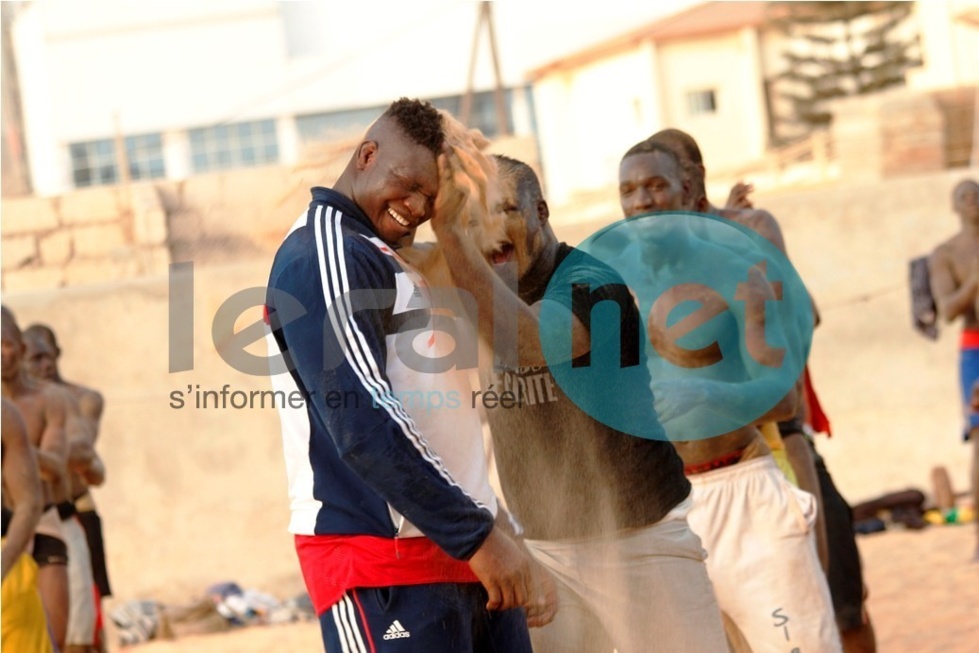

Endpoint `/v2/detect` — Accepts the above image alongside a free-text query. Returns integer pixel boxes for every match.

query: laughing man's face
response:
[353,136,439,245]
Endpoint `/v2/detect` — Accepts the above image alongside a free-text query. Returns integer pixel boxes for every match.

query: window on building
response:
[70,140,117,187]
[126,134,166,180]
[296,107,385,144]
[686,89,717,116]
[188,119,279,173]
[70,133,166,188]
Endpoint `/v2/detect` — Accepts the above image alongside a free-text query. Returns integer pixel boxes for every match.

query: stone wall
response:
[1,183,170,292]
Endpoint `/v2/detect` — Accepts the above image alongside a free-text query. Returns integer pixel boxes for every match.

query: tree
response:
[769,1,923,144]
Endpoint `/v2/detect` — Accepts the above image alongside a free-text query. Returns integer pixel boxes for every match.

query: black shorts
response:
[57,500,76,520]
[777,417,806,437]
[33,532,69,567]
[1,506,12,537]
[812,445,866,632]
[76,509,112,597]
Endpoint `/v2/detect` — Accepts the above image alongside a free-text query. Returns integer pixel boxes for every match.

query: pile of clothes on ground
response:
[852,468,976,535]
[109,581,315,646]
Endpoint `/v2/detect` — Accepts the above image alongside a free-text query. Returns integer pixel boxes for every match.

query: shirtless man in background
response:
[646,129,828,560]
[617,141,841,652]
[24,325,105,442]
[23,331,104,492]
[929,178,979,561]
[2,306,70,650]
[647,128,879,652]
[23,329,103,652]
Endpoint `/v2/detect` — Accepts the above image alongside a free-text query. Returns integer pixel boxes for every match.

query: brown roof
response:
[527,1,773,80]
[954,4,979,27]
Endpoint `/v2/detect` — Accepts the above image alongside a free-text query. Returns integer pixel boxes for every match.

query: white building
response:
[7,1,976,201]
[5,0,537,196]
[527,0,979,206]
[908,0,979,91]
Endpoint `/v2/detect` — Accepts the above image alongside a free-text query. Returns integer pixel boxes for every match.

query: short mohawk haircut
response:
[384,97,444,156]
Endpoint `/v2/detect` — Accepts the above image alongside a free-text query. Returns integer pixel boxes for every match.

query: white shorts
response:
[687,455,842,653]
[524,496,728,653]
[34,506,63,540]
[62,514,97,646]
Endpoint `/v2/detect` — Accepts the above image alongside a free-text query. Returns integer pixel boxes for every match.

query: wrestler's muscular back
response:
[940,233,979,329]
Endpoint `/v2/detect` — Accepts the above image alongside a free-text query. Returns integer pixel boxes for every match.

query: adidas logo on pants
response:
[383,620,411,640]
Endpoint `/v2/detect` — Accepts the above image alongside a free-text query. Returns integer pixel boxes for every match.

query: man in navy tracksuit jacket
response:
[264,98,538,652]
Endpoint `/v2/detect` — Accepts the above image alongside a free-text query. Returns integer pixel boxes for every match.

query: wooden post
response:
[113,112,133,224]
[484,2,510,137]
[460,2,509,136]
[459,3,484,128]
[113,112,131,188]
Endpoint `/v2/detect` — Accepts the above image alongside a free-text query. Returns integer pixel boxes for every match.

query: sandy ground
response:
[856,524,978,653]
[114,523,978,653]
